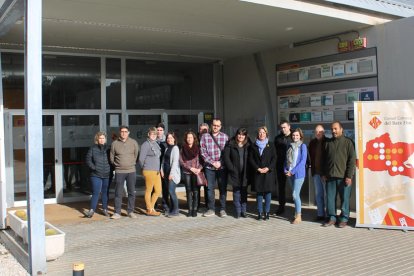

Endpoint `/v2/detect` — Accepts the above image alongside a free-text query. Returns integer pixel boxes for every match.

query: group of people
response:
[84,118,356,228]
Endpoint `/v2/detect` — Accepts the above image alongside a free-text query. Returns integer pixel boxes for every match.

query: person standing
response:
[110,126,139,219]
[200,118,229,217]
[274,120,292,215]
[249,126,276,221]
[284,128,308,224]
[180,131,203,217]
[139,127,162,216]
[322,121,356,228]
[155,123,168,213]
[85,131,111,218]
[160,132,181,217]
[308,124,326,221]
[197,123,210,211]
[223,127,252,218]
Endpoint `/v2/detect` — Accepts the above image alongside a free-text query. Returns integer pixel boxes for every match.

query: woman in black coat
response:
[249,126,277,221]
[85,131,111,218]
[223,127,252,218]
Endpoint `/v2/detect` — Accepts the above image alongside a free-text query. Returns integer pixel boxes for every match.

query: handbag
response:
[196,171,208,186]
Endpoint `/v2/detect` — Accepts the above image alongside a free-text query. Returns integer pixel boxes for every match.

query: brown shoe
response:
[147,209,160,216]
[323,220,336,227]
[338,221,348,228]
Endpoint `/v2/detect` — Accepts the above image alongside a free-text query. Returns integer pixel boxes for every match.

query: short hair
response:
[184,131,199,146]
[279,120,290,126]
[332,121,343,129]
[257,126,268,138]
[212,118,222,124]
[292,128,304,141]
[94,131,107,144]
[199,123,209,129]
[147,127,157,136]
[119,125,129,131]
[156,123,165,130]
[166,131,178,145]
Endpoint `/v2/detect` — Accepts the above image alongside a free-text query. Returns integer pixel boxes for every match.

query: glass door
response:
[60,114,100,199]
[8,114,58,204]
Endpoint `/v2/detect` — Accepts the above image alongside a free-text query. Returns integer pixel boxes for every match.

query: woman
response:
[139,127,162,216]
[249,126,276,221]
[160,132,181,217]
[85,131,111,218]
[179,131,203,217]
[284,128,308,224]
[223,127,252,218]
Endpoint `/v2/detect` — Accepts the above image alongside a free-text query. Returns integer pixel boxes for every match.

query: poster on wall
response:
[355,100,414,230]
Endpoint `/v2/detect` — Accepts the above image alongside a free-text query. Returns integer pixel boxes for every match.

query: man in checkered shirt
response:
[200,118,229,217]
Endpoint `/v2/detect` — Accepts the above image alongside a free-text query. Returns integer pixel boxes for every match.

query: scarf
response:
[148,139,161,158]
[255,138,268,156]
[156,135,166,143]
[286,141,303,169]
[181,143,200,161]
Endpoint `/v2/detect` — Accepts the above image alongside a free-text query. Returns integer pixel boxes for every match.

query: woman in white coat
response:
[160,132,181,217]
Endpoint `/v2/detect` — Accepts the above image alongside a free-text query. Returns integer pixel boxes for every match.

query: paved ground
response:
[2,192,414,275]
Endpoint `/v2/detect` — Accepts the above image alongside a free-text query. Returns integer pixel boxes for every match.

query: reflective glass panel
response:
[1,53,24,109]
[43,55,101,109]
[106,58,121,109]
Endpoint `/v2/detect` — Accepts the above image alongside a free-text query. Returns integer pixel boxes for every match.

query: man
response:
[200,118,228,217]
[322,121,356,228]
[274,120,292,215]
[155,123,168,213]
[198,123,210,211]
[308,124,326,221]
[110,126,140,219]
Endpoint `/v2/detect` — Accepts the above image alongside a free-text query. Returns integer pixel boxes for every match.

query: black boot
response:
[265,212,270,220]
[257,213,263,220]
[192,210,197,217]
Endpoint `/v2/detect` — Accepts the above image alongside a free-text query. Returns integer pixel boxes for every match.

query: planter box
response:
[8,210,28,238]
[22,222,66,261]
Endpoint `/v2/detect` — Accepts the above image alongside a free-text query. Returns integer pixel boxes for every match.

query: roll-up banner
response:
[355,101,414,230]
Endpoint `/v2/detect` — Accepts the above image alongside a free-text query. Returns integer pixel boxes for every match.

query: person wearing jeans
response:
[85,131,111,218]
[200,118,229,217]
[249,126,276,221]
[160,132,181,217]
[110,126,140,219]
[309,124,326,221]
[285,128,308,224]
[223,127,252,218]
[322,121,356,228]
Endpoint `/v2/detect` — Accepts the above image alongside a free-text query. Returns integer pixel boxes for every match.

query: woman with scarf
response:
[284,128,308,224]
[179,131,203,217]
[249,126,276,220]
[223,127,252,218]
[160,132,181,217]
[139,127,162,216]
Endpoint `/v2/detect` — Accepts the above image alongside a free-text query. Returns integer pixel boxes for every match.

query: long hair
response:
[183,130,199,146]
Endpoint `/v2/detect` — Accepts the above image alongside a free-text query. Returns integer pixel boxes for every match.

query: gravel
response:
[0,240,28,276]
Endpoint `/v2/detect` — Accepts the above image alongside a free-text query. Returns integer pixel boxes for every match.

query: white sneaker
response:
[111,213,121,219]
[219,210,227,218]
[203,210,215,217]
[128,212,137,219]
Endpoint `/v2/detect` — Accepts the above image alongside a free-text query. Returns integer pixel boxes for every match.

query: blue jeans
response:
[313,174,326,217]
[168,179,179,214]
[114,172,136,214]
[288,177,304,214]
[204,168,227,211]
[326,177,352,222]
[257,192,271,213]
[90,176,109,211]
[233,186,247,215]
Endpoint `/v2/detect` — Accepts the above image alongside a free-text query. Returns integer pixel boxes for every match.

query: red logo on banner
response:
[369,116,382,129]
[363,133,414,178]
